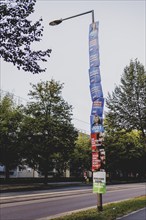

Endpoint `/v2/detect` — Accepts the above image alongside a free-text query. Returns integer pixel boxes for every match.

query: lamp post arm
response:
[62,10,94,23]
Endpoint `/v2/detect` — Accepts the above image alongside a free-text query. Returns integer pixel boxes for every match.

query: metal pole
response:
[97,193,103,212]
[62,10,94,24]
[92,10,94,23]
[49,10,95,26]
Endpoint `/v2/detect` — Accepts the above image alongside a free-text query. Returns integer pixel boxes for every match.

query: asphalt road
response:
[0,183,145,220]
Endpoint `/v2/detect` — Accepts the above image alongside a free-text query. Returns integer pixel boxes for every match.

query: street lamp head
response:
[49,19,63,26]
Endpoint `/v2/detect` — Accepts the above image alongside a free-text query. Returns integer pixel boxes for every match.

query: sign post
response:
[89,21,106,212]
[97,194,103,212]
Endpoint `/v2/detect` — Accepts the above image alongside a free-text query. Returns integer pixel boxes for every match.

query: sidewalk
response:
[117,208,146,220]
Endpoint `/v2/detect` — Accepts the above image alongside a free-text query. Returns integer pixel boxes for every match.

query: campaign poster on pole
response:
[92,152,101,171]
[93,171,106,194]
[91,97,104,116]
[90,115,104,133]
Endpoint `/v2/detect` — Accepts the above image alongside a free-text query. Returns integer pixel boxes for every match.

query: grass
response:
[50,196,146,220]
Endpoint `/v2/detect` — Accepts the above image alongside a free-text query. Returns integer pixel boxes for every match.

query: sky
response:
[1,0,145,134]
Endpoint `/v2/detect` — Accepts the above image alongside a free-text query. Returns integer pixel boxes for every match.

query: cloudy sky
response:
[1,0,145,133]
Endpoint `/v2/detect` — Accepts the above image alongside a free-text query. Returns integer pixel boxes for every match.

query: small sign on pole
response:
[93,171,106,194]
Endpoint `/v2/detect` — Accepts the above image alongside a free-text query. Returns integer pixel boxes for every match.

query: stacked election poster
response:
[89,21,106,194]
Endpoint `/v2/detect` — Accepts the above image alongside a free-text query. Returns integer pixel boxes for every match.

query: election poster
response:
[93,171,106,194]
[89,67,101,84]
[89,21,99,52]
[91,97,104,117]
[90,83,103,101]
[90,115,104,133]
[92,152,101,171]
[89,21,100,68]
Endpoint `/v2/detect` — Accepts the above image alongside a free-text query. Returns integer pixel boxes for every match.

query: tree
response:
[0,0,51,74]
[70,132,91,177]
[106,59,146,141]
[21,80,78,183]
[0,94,23,180]
[104,129,145,179]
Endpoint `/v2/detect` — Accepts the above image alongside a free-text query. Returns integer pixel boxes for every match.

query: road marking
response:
[0,186,145,206]
[1,185,145,200]
[1,189,145,209]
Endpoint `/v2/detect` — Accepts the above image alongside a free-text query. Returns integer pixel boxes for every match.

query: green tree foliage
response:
[106,59,146,140]
[70,132,91,177]
[0,94,23,180]
[0,0,51,74]
[21,80,78,183]
[104,129,145,179]
[105,60,146,179]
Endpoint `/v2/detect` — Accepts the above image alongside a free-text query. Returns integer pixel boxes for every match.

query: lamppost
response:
[49,10,94,26]
[49,10,105,212]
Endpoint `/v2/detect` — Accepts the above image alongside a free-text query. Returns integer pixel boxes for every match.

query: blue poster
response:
[89,21,104,134]
[89,21,99,35]
[89,22,99,52]
[90,115,104,133]
[89,49,100,67]
[89,22,100,68]
[90,83,103,101]
[91,97,104,117]
[89,31,99,52]
[89,66,101,84]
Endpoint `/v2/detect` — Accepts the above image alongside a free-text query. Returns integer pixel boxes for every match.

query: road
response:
[0,183,145,220]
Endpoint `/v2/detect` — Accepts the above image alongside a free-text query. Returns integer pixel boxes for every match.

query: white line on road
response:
[1,184,145,200]
[1,186,145,208]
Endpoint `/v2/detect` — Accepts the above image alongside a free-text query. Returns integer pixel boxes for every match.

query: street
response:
[0,183,145,220]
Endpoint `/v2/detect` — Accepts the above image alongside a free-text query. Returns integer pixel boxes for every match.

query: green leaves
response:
[105,59,146,177]
[22,80,78,179]
[70,133,91,176]
[0,0,51,73]
[106,59,146,138]
[0,80,78,181]
[0,94,23,179]
[104,129,145,176]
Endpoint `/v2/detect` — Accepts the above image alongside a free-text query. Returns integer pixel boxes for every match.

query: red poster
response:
[92,152,101,171]
[91,133,96,151]
[91,133,103,151]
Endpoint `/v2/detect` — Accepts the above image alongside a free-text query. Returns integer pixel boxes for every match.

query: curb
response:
[35,197,142,220]
[116,207,146,220]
